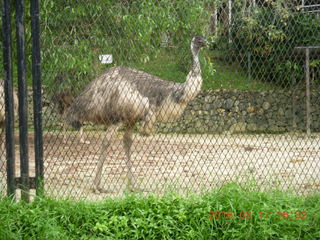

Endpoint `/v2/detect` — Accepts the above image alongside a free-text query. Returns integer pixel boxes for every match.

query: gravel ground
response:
[1,132,320,200]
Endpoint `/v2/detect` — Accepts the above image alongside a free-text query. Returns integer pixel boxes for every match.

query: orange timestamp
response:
[208,210,308,220]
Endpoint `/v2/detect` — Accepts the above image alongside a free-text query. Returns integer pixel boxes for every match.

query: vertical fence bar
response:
[291,76,297,130]
[247,51,251,80]
[2,0,16,198]
[30,0,44,195]
[228,0,232,44]
[15,0,29,201]
[305,48,311,135]
[214,7,218,38]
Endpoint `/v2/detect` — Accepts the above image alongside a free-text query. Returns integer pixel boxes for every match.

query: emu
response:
[0,79,18,171]
[67,35,207,193]
[52,90,87,143]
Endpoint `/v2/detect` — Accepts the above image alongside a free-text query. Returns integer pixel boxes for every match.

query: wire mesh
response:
[1,0,320,200]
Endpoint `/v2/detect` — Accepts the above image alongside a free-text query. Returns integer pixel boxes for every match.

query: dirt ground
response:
[1,131,320,200]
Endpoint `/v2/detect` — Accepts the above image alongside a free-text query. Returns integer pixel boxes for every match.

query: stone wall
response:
[156,89,320,134]
[29,88,319,134]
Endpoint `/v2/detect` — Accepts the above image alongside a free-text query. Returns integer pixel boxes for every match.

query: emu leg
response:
[141,108,156,136]
[62,113,68,143]
[93,124,121,193]
[79,127,84,143]
[123,126,135,191]
[79,127,90,144]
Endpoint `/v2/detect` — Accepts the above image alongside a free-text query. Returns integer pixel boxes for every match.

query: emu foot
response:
[140,130,149,137]
[126,179,148,193]
[140,124,154,136]
[126,186,149,193]
[92,185,114,194]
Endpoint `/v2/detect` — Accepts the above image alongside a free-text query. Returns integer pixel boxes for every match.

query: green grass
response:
[132,51,274,91]
[131,52,187,84]
[0,184,319,239]
[208,60,274,90]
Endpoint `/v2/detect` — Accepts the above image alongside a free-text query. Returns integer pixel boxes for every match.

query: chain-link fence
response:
[1,0,320,200]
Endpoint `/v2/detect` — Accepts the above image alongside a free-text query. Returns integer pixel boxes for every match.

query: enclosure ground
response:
[1,131,319,200]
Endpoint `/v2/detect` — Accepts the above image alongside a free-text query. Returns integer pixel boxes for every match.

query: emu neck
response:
[181,48,202,102]
[191,48,200,67]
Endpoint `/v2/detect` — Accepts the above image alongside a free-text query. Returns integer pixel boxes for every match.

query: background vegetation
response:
[0,0,319,92]
[40,0,215,95]
[0,184,319,239]
[223,0,320,87]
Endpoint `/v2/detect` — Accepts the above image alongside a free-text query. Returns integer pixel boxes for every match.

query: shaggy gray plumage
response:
[67,35,207,193]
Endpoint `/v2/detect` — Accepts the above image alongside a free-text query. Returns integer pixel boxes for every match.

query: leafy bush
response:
[1,0,214,94]
[2,1,319,91]
[39,0,213,94]
[224,2,320,87]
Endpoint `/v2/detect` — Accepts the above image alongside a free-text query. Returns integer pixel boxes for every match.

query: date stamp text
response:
[208,210,307,220]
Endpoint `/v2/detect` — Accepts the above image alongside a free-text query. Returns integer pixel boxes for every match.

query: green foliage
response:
[0,0,214,92]
[224,2,320,86]
[39,0,213,94]
[0,184,319,239]
[2,0,317,91]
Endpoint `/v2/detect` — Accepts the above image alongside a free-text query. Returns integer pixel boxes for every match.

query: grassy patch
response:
[131,52,187,84]
[132,51,274,91]
[207,60,274,90]
[0,184,319,239]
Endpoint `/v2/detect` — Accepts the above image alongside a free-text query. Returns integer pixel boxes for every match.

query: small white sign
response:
[99,54,113,64]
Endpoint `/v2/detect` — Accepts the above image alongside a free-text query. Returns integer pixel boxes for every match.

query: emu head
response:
[191,35,207,55]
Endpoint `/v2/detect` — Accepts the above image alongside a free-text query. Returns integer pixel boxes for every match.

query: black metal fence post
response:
[15,0,30,201]
[2,0,16,198]
[30,0,44,195]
